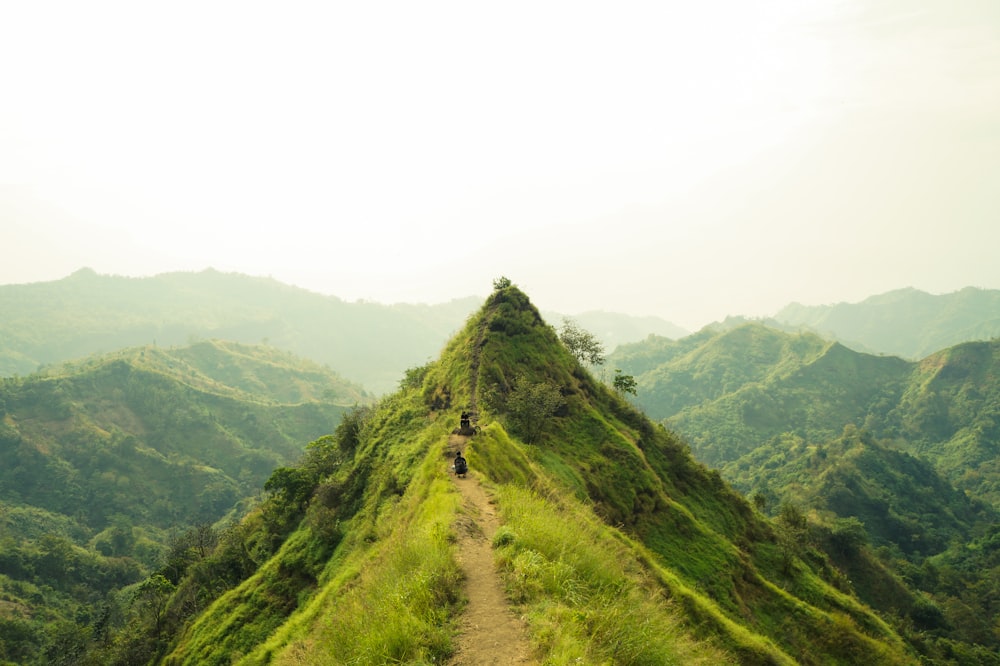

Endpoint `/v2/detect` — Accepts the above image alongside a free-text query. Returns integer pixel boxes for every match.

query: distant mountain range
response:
[771,286,1000,359]
[0,269,685,394]
[5,271,998,395]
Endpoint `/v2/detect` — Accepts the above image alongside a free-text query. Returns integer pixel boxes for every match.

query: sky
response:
[2,0,998,331]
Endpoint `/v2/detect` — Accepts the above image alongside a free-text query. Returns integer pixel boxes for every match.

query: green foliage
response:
[264,467,314,510]
[613,368,637,396]
[559,317,606,366]
[399,363,431,390]
[12,282,981,664]
[485,373,565,443]
[492,275,513,291]
[0,341,364,664]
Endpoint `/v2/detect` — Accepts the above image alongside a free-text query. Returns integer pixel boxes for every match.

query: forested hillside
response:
[74,282,979,665]
[610,323,1000,659]
[611,323,1000,507]
[0,341,366,664]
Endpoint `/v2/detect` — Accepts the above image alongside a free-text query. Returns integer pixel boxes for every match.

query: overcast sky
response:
[2,0,998,330]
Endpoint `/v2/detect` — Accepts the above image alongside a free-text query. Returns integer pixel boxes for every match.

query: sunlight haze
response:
[2,0,998,331]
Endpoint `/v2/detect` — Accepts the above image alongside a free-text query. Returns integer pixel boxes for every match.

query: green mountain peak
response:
[136,284,921,665]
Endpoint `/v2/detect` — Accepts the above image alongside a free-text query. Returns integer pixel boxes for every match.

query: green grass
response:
[491,483,734,665]
[266,433,464,665]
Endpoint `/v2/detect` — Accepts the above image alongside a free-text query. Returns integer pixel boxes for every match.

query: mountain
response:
[0,268,479,395]
[724,427,1000,652]
[0,269,687,395]
[70,283,960,665]
[609,323,1000,659]
[612,322,1000,510]
[773,287,1000,360]
[0,340,366,664]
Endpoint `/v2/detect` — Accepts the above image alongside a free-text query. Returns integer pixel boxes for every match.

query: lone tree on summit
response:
[492,276,513,290]
[559,318,605,366]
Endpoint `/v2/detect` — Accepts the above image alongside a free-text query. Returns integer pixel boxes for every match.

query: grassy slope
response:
[163,287,917,665]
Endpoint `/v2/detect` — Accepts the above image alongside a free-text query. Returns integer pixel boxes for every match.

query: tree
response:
[133,573,175,636]
[828,517,868,558]
[264,466,314,510]
[612,369,637,396]
[489,374,565,443]
[492,276,513,291]
[559,318,605,366]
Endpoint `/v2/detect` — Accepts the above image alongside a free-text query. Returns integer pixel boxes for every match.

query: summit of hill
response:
[84,281,934,666]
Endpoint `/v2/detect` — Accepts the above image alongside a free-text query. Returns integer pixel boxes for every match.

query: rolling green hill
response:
[75,283,956,665]
[612,323,1000,506]
[609,323,1000,661]
[0,340,367,664]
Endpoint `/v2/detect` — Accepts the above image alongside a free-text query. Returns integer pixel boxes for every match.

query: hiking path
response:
[446,433,534,666]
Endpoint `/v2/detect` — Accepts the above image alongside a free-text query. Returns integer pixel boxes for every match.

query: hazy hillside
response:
[609,324,1000,659]
[0,268,478,395]
[773,287,1000,360]
[67,283,972,665]
[614,323,1000,509]
[0,269,686,395]
[0,340,365,664]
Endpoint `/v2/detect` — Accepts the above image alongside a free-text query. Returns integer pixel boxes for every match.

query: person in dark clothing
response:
[454,451,468,477]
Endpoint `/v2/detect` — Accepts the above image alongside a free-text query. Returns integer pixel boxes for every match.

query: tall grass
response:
[272,469,463,665]
[492,484,734,665]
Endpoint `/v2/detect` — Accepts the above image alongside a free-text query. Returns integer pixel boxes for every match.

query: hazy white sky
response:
[2,0,998,330]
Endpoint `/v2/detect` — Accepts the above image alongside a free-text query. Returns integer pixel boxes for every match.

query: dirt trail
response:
[447,434,534,666]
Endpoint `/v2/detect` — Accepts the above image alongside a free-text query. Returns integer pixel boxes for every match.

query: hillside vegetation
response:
[610,322,1000,660]
[0,340,365,664]
[77,283,937,665]
[612,323,1000,505]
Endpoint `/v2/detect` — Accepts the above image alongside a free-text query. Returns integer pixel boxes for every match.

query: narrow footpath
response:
[446,434,534,666]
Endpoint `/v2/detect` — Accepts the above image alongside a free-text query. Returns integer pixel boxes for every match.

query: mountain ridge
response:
[773,286,1000,359]
[121,284,924,665]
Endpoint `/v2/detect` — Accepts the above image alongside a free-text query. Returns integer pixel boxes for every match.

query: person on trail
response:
[454,451,468,477]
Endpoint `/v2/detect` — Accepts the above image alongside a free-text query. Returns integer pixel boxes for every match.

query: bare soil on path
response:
[446,435,535,666]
